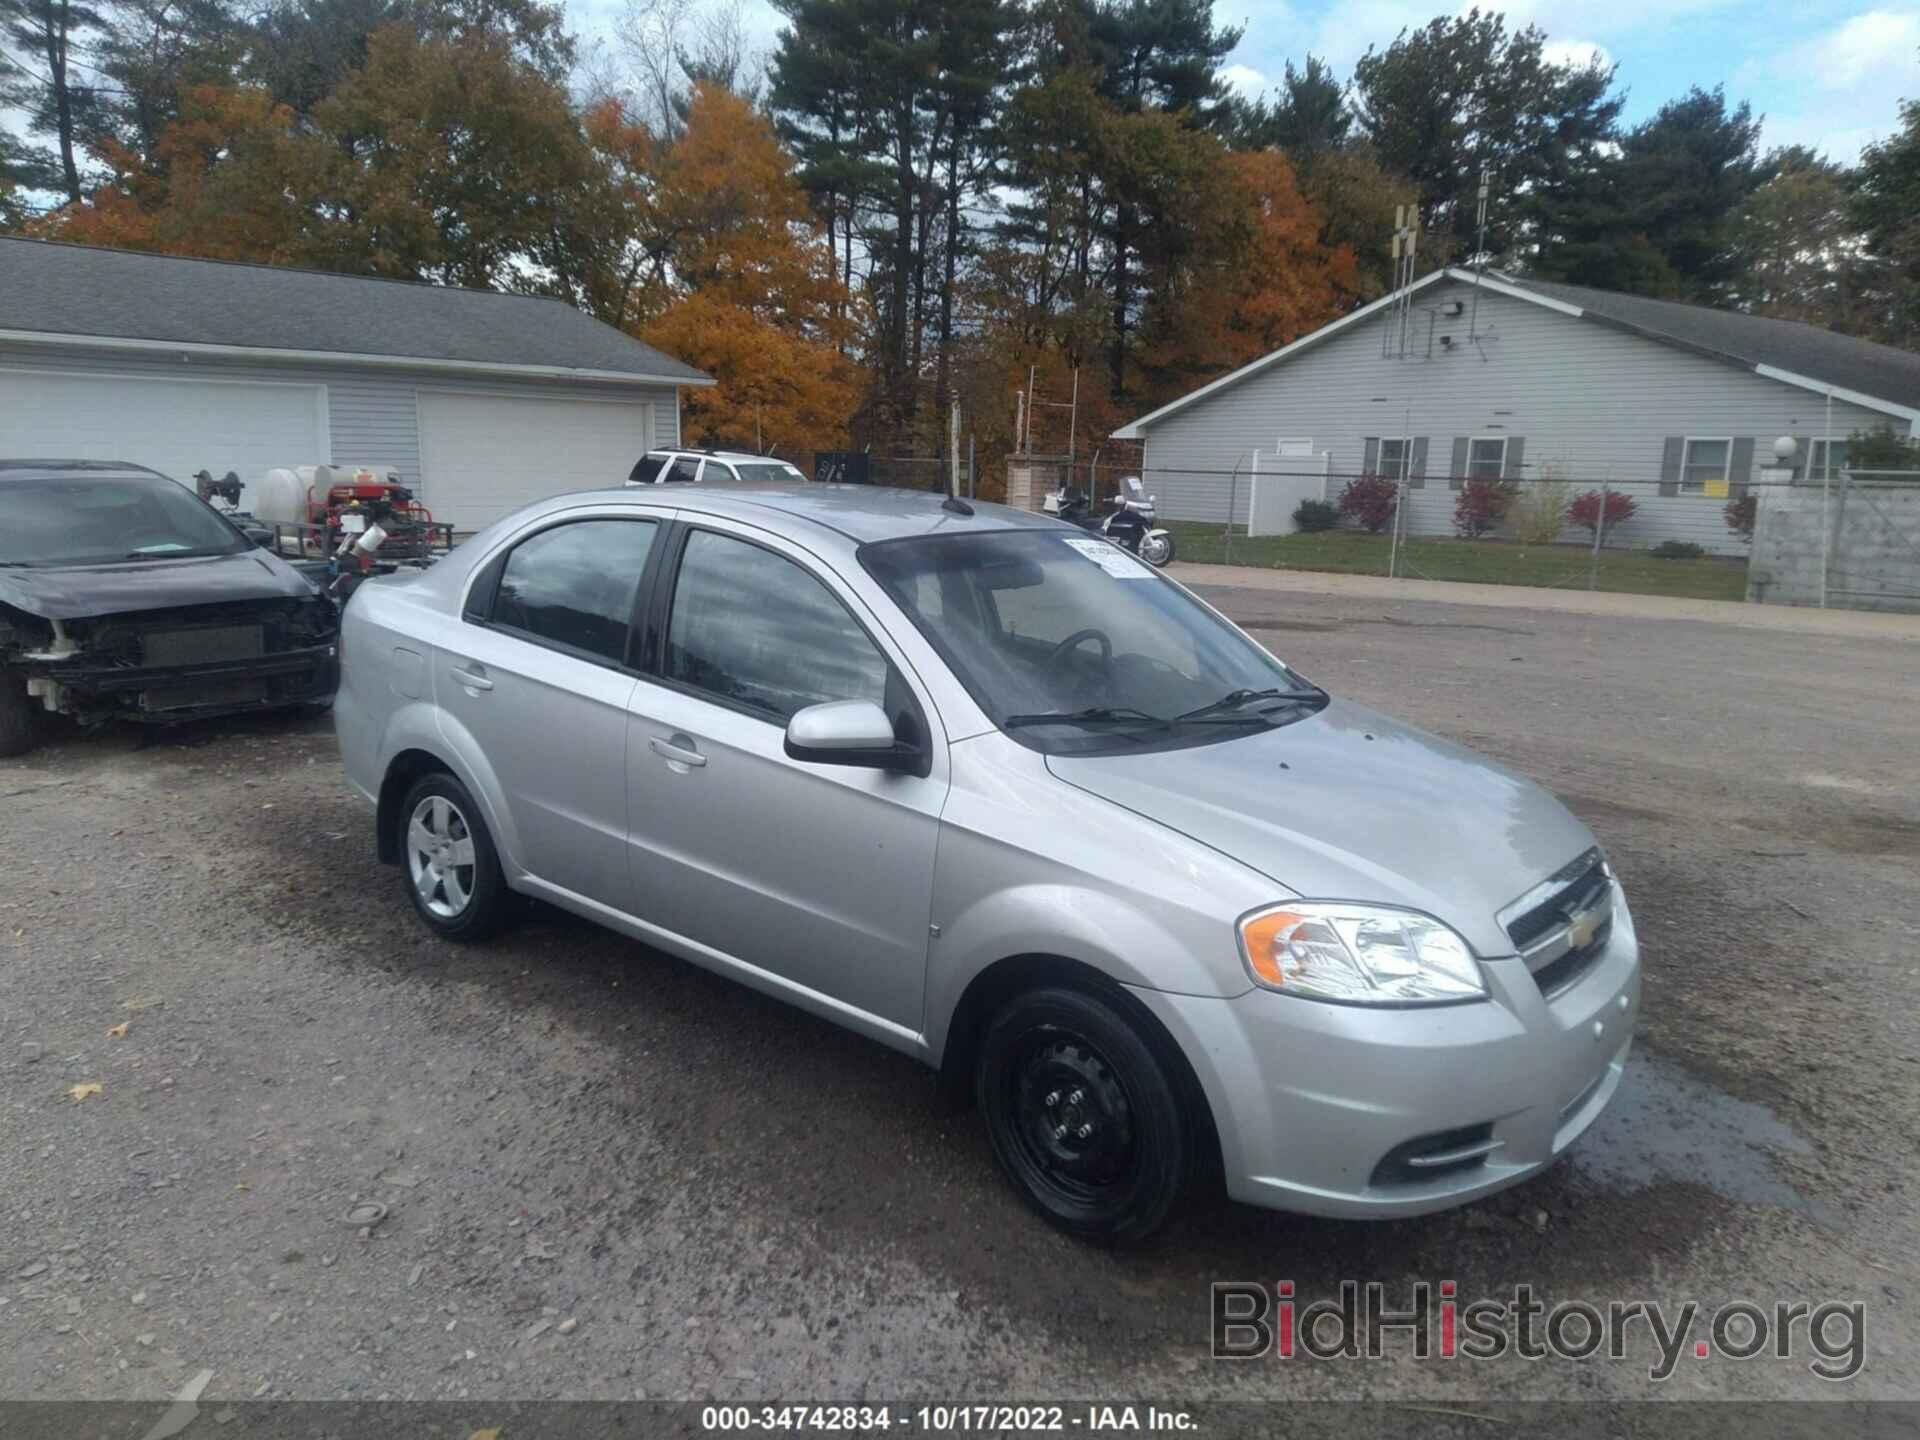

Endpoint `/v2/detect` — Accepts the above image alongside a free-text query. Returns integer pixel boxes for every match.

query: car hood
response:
[0,550,319,620]
[1044,698,1595,958]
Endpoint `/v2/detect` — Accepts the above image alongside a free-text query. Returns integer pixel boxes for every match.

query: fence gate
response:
[1247,450,1330,537]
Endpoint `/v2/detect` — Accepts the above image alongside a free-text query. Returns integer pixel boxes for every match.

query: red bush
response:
[1724,493,1757,540]
[1337,474,1400,534]
[1453,478,1518,538]
[1568,488,1637,537]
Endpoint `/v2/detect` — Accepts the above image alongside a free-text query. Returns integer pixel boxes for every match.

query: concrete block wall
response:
[1748,480,1920,613]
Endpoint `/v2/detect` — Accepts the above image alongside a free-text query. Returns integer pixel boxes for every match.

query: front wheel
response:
[975,985,1196,1244]
[1138,531,1174,568]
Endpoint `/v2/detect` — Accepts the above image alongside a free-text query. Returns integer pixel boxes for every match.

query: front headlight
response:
[1237,902,1487,1005]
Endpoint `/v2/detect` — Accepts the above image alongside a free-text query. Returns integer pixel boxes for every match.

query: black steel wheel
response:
[976,985,1194,1244]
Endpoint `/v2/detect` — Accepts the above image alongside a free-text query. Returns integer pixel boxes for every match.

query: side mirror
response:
[784,700,919,772]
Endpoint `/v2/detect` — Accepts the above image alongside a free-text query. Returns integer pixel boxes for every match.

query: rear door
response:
[440,512,666,909]
[622,520,947,1033]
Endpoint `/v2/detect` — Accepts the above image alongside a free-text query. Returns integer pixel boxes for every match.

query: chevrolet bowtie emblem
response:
[1565,907,1601,950]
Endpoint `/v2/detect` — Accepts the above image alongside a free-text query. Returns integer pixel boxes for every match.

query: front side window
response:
[0,474,250,567]
[1467,438,1507,479]
[1681,439,1731,492]
[665,530,888,722]
[491,518,658,663]
[863,530,1323,756]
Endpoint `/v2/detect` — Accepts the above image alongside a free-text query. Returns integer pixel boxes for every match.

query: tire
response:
[975,984,1195,1244]
[1139,531,1175,568]
[0,667,38,759]
[396,771,511,942]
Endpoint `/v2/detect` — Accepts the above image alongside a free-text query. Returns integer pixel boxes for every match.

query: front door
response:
[623,524,946,1032]
[437,515,662,909]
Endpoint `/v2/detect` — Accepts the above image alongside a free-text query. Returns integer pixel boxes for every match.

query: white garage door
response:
[418,389,652,532]
[0,368,328,489]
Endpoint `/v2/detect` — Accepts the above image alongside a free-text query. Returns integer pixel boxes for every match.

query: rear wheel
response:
[0,668,38,758]
[398,772,511,941]
[975,984,1195,1244]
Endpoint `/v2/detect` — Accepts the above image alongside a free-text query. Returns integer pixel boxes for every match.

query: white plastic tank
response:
[255,465,331,527]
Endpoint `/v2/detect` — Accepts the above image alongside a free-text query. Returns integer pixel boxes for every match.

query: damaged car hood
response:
[1043,698,1596,958]
[0,551,320,620]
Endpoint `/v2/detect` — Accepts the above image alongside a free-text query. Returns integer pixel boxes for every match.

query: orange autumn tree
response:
[1136,143,1355,389]
[620,82,862,460]
[37,85,320,261]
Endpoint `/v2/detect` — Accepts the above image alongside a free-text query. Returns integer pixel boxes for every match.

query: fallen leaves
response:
[107,1022,130,1039]
[67,1083,103,1102]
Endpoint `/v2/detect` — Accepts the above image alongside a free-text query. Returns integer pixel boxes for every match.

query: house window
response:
[1376,438,1410,480]
[1467,438,1507,480]
[1803,439,1849,481]
[1680,438,1732,493]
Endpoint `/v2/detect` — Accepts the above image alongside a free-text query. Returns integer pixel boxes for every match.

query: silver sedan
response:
[335,484,1639,1243]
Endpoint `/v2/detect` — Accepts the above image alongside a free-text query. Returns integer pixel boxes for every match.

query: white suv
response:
[628,449,806,486]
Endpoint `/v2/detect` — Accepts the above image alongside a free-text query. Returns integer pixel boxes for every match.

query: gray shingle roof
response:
[1507,273,1920,412]
[0,237,710,385]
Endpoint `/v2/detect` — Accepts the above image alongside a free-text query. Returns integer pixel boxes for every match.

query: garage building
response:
[0,238,711,532]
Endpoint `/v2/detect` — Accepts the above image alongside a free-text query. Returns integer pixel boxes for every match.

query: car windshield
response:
[735,463,805,484]
[861,529,1325,754]
[0,474,249,567]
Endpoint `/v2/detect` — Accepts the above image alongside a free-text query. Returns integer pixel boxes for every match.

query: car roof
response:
[648,449,799,464]
[0,459,174,483]
[590,483,1071,546]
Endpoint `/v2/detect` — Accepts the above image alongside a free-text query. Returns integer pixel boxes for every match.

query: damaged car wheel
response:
[0,667,37,758]
[399,773,510,942]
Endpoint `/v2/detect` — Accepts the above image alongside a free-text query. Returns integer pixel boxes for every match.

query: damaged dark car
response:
[0,461,339,757]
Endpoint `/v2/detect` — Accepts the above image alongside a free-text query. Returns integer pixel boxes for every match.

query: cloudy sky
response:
[579,0,1920,163]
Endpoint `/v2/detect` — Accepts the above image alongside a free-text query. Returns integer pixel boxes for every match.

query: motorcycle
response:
[1046,474,1176,568]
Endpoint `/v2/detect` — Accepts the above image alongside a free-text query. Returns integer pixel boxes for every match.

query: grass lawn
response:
[1165,523,1750,603]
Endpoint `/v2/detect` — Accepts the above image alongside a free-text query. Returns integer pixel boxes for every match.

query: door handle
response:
[649,735,707,768]
[450,664,493,692]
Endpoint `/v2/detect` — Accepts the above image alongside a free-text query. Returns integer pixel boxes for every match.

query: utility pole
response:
[949,398,962,499]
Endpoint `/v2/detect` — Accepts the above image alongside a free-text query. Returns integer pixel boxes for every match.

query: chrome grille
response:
[1497,849,1615,999]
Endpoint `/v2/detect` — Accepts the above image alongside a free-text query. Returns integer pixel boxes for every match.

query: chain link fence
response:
[1063,457,1920,607]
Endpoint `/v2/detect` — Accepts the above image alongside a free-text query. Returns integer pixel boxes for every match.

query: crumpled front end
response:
[2,596,339,726]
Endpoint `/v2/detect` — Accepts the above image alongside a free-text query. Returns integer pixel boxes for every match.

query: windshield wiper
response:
[1002,705,1171,736]
[1174,686,1325,724]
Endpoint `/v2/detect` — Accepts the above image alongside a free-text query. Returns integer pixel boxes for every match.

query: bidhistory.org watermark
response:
[1212,1281,1866,1381]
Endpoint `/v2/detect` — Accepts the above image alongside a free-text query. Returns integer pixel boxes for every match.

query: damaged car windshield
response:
[0,474,251,567]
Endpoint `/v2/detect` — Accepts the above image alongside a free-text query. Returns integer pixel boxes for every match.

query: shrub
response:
[1650,539,1707,560]
[1724,493,1757,540]
[1452,477,1518,538]
[1511,479,1572,545]
[1337,474,1400,534]
[1568,488,1637,539]
[1291,498,1339,533]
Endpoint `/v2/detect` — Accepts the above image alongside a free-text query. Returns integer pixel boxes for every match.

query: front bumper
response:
[1135,885,1641,1218]
[24,644,340,724]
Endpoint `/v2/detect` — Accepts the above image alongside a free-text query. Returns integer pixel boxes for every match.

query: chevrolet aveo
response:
[336,485,1639,1243]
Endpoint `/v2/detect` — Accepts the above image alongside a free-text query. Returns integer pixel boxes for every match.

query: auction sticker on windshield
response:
[1060,534,1151,579]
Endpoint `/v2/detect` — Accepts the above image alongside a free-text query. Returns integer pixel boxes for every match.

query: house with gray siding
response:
[1114,267,1920,554]
[0,238,711,532]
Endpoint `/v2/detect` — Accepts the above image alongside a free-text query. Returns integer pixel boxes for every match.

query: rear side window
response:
[665,456,701,484]
[665,530,887,721]
[630,453,668,484]
[491,518,658,663]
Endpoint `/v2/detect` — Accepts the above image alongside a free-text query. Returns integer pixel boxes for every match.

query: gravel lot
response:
[2,580,1917,1408]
